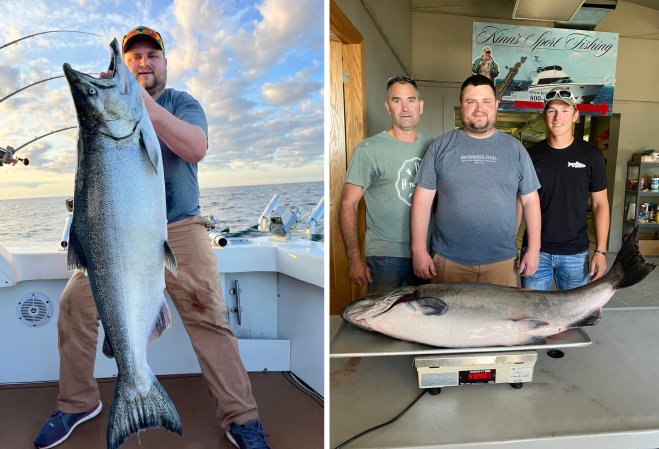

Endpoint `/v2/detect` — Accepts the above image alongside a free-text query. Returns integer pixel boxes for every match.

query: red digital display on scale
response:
[459,369,496,384]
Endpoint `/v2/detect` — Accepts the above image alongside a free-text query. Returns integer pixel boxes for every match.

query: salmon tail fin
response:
[609,227,656,289]
[107,372,183,449]
[148,301,173,345]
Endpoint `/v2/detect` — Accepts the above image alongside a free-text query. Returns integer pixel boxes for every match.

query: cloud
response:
[261,79,323,106]
[0,0,324,199]
[231,0,323,76]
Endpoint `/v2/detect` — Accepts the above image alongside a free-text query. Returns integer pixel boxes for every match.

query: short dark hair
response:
[460,75,496,101]
[386,75,420,99]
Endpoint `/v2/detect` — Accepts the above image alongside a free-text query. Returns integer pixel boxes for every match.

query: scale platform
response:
[330,316,592,358]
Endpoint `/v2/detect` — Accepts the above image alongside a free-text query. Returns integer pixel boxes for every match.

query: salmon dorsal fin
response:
[164,241,178,276]
[140,123,161,173]
[568,309,602,328]
[408,297,448,316]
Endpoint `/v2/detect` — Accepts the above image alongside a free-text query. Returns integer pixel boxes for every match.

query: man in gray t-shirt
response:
[411,75,541,287]
[340,76,432,292]
[35,26,270,449]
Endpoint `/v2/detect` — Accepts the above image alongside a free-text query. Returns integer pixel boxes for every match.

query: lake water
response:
[0,181,323,245]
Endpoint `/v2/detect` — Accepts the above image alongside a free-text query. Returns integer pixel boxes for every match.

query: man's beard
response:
[139,73,167,96]
[463,116,495,134]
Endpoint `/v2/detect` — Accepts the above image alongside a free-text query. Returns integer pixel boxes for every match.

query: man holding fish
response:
[411,74,541,287]
[34,26,270,449]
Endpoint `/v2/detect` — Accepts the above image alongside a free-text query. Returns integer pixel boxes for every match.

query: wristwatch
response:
[593,249,606,256]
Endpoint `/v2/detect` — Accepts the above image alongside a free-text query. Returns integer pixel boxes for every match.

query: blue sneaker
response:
[34,402,103,449]
[226,419,271,449]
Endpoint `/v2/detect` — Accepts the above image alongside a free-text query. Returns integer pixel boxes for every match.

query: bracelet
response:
[593,249,606,256]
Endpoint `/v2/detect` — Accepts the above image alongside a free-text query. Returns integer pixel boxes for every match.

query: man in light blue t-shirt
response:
[340,76,433,292]
[411,74,541,287]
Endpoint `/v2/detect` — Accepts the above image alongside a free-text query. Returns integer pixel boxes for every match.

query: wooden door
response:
[329,1,367,315]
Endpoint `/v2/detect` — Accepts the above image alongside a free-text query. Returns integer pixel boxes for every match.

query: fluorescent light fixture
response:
[513,0,585,22]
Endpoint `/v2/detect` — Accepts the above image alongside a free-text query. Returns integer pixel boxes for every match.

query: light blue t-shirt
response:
[415,129,540,265]
[346,130,433,258]
[156,88,208,223]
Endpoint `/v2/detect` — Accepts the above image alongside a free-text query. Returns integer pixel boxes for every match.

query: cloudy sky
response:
[0,0,324,199]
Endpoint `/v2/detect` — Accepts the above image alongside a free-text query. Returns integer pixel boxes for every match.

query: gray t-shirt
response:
[415,129,540,265]
[156,88,209,223]
[346,130,433,258]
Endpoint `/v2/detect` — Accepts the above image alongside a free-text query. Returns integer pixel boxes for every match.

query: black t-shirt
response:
[523,139,607,254]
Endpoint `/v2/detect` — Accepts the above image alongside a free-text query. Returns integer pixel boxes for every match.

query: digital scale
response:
[414,350,537,389]
[330,317,591,390]
[331,311,659,449]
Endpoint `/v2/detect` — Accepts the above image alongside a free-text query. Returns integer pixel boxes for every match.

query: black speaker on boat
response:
[16,293,52,327]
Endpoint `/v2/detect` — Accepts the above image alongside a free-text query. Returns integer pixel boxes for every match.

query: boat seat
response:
[0,244,70,287]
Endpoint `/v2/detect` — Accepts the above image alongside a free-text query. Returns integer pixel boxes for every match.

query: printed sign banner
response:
[472,22,618,116]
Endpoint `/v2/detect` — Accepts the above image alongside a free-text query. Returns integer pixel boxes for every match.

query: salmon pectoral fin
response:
[568,309,602,328]
[140,125,161,174]
[164,241,178,276]
[410,297,449,316]
[107,371,183,449]
[148,301,174,345]
[66,226,87,271]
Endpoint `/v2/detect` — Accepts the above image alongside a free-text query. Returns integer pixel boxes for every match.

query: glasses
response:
[122,26,165,55]
[545,89,575,102]
[386,75,417,89]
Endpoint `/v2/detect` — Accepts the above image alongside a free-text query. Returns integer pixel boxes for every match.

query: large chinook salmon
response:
[63,38,181,449]
[343,228,655,348]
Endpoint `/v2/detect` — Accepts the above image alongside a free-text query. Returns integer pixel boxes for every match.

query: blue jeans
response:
[366,256,417,293]
[520,250,589,291]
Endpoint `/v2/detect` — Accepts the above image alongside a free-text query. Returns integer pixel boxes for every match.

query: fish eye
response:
[88,87,96,95]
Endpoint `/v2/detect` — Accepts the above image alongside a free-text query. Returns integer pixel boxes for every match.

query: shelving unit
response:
[623,161,659,255]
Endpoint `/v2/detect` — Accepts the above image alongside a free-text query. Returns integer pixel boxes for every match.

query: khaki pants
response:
[431,253,517,287]
[56,215,258,429]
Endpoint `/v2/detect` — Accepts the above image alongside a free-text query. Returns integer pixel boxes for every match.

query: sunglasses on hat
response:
[122,26,165,55]
[544,89,576,103]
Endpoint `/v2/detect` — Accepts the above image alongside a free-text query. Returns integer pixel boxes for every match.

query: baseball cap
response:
[122,26,166,56]
[543,88,577,111]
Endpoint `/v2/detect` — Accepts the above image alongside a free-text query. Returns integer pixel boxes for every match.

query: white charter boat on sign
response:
[502,63,606,104]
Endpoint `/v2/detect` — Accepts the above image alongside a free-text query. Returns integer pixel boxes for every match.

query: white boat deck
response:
[0,236,324,395]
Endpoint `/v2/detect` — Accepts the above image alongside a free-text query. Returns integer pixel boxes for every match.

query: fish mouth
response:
[63,38,121,88]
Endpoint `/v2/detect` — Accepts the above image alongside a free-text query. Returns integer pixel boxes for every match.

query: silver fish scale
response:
[76,133,167,375]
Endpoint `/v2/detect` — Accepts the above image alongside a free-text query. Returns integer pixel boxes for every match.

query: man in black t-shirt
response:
[521,88,609,290]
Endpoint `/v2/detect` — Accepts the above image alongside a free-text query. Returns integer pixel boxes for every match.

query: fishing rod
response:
[1,30,104,104]
[0,30,102,50]
[0,126,77,167]
[0,72,102,105]
[0,75,64,104]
